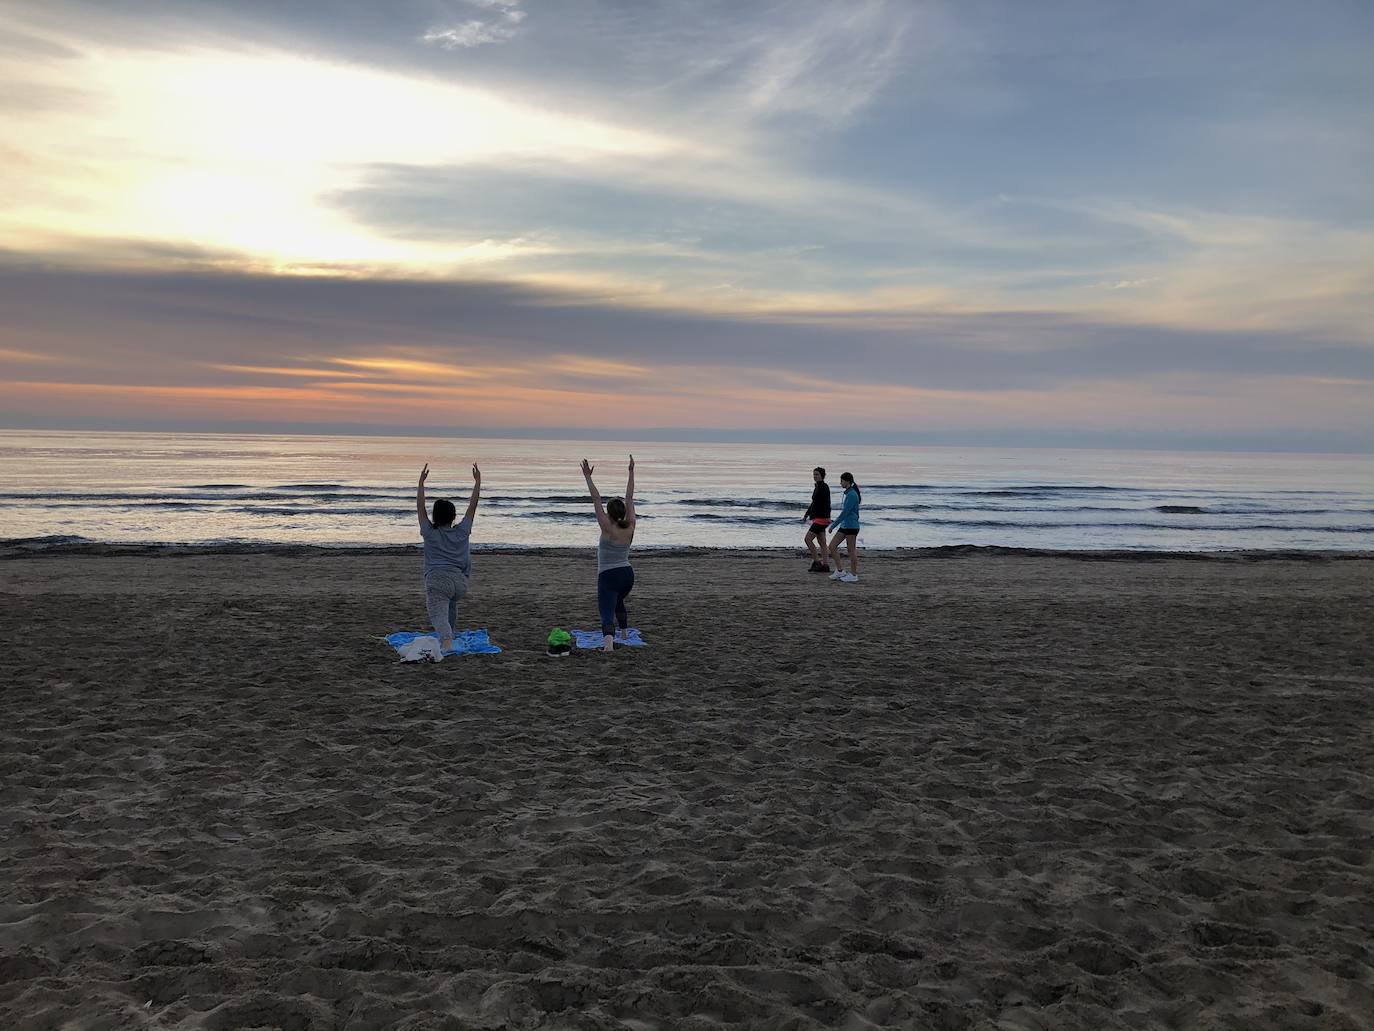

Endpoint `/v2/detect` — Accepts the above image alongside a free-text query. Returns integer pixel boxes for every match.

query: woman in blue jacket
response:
[828,472,861,583]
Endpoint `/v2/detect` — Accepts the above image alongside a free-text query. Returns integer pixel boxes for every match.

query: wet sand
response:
[2,549,1372,1030]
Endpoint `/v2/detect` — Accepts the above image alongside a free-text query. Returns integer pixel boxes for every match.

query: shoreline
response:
[3,534,1372,562]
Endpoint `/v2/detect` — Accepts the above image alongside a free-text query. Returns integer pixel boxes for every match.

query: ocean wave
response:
[689,513,780,524]
[862,484,942,490]
[866,503,1140,513]
[497,494,592,504]
[1205,506,1355,515]
[959,485,1142,496]
[240,505,406,517]
[672,498,790,508]
[0,534,91,549]
[902,517,1374,533]
[229,491,395,502]
[265,483,361,490]
[859,483,1144,494]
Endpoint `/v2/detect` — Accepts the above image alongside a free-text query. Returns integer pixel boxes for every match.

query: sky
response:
[1,0,1371,449]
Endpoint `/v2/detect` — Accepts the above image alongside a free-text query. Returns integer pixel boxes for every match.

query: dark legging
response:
[597,565,634,635]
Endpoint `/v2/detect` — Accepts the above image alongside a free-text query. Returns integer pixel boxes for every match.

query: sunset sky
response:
[2,0,1371,449]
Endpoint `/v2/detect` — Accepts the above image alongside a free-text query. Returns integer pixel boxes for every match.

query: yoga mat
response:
[571,628,646,649]
[385,629,501,659]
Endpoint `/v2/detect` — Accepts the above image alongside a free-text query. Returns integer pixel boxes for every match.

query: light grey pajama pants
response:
[424,568,469,641]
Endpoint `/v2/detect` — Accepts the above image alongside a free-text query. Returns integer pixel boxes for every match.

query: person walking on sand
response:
[416,462,480,655]
[582,454,636,653]
[802,466,832,573]
[828,471,862,583]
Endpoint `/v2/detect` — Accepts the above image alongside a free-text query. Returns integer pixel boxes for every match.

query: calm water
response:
[0,430,1371,552]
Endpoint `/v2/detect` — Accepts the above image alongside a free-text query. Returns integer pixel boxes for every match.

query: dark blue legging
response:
[597,565,634,635]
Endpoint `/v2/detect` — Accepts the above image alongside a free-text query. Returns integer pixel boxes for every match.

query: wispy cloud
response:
[737,0,911,123]
[1094,278,1159,291]
[0,346,69,363]
[423,0,525,49]
[207,364,369,379]
[546,355,650,379]
[422,23,516,49]
[330,356,490,379]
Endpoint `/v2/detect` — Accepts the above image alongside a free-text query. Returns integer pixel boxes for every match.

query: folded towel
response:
[386,630,501,661]
[571,628,646,649]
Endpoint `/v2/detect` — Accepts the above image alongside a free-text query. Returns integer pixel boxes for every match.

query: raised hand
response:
[419,463,429,483]
[472,463,481,484]
[628,454,635,471]
[581,459,594,478]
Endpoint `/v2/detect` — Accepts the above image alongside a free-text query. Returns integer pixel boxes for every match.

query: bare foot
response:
[603,636,615,653]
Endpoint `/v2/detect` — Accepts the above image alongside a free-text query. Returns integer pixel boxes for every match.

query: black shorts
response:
[805,521,829,536]
[833,527,858,537]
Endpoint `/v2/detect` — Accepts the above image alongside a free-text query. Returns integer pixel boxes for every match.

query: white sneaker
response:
[840,572,859,583]
[829,569,845,580]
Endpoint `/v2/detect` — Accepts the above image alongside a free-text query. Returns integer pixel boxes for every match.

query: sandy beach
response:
[2,547,1372,1030]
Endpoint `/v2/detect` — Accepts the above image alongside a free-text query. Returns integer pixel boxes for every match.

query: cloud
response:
[0,346,68,363]
[547,356,650,379]
[422,23,516,49]
[207,364,368,379]
[331,357,490,379]
[590,0,915,128]
[1,263,1371,449]
[742,1,912,123]
[1095,278,1159,291]
[0,26,81,59]
[423,0,526,49]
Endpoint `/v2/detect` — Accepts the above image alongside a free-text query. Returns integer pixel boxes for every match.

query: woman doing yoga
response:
[582,455,636,652]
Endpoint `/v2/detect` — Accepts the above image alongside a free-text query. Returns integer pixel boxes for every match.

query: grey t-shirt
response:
[421,516,473,577]
[597,532,632,574]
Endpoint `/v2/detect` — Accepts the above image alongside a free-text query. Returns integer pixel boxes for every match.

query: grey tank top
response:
[598,532,632,574]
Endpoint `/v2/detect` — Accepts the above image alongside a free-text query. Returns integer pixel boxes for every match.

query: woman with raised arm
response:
[581,454,636,653]
[416,462,481,656]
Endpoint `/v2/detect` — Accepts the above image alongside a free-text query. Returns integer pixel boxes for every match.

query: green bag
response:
[547,627,572,656]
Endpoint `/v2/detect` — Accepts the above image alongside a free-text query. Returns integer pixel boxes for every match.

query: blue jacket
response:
[832,486,861,530]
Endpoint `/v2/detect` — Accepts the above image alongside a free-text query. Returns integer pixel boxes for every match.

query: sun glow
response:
[0,42,680,274]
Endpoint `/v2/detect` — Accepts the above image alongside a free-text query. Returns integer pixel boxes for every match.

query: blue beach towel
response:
[385,630,502,658]
[571,628,646,649]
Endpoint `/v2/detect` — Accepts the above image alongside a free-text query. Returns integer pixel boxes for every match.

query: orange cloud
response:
[330,357,490,379]
[0,347,71,364]
[546,355,651,379]
[207,364,369,378]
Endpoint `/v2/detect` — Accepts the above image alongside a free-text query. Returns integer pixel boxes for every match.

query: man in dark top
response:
[802,466,831,572]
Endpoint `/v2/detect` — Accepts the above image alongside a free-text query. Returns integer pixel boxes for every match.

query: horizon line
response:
[0,419,1370,456]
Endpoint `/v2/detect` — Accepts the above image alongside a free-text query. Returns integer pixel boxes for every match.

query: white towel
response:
[398,636,444,663]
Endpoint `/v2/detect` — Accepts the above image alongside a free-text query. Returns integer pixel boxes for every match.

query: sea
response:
[1,430,1371,553]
